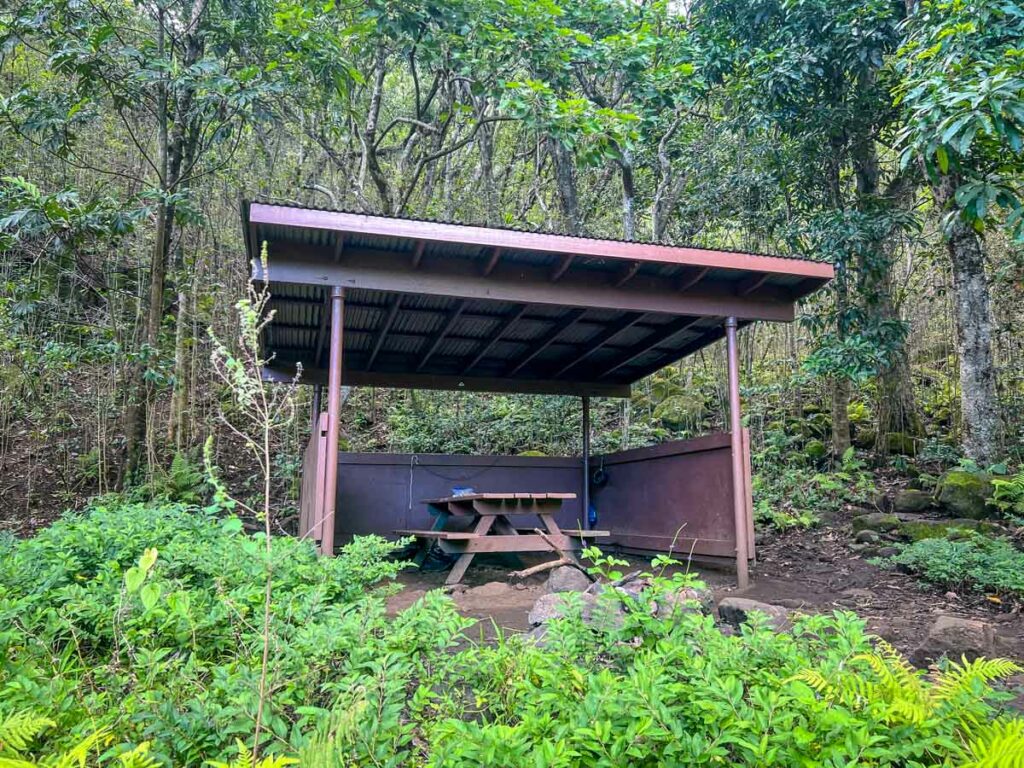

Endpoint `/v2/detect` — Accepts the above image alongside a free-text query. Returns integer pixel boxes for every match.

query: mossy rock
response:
[518,450,548,457]
[893,489,933,513]
[802,403,823,416]
[853,428,877,450]
[936,470,994,519]
[908,473,938,492]
[852,512,901,533]
[804,439,828,461]
[898,518,999,542]
[885,432,918,456]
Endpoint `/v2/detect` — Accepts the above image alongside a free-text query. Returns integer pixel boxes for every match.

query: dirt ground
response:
[386,520,1024,662]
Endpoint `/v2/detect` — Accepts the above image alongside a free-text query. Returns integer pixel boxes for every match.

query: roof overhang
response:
[243,201,833,398]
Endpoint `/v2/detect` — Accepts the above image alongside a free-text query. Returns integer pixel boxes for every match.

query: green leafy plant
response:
[891,532,1024,598]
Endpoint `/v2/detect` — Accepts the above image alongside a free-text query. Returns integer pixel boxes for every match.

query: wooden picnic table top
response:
[420,492,577,504]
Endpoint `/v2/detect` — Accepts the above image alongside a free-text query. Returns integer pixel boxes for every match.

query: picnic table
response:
[396,492,609,585]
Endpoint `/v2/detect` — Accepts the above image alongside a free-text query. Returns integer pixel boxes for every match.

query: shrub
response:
[0,499,413,763]
[891,533,1024,597]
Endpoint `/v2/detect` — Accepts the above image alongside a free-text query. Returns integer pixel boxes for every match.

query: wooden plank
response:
[394,529,478,540]
[438,534,587,553]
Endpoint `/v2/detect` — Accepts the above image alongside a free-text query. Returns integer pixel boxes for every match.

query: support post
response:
[582,395,591,530]
[322,287,344,556]
[725,317,750,590]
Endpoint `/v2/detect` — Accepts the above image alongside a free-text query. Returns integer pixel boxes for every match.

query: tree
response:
[2,0,276,480]
[694,0,920,456]
[894,0,1024,463]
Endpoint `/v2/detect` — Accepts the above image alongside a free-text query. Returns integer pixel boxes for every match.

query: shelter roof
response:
[244,200,833,397]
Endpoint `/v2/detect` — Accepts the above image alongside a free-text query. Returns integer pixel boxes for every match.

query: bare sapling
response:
[207,243,300,757]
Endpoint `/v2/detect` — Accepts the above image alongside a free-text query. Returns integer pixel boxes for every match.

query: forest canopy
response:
[0,0,1022,499]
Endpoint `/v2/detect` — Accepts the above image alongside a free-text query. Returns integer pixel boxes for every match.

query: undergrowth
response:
[2,500,1023,766]
[891,532,1024,598]
[753,431,876,529]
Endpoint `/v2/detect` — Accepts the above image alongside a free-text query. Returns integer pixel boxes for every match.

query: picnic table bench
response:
[396,492,609,585]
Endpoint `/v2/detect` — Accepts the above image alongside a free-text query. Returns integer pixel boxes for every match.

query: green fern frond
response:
[205,741,297,768]
[934,657,1022,704]
[0,712,55,755]
[43,729,109,768]
[959,719,1024,768]
[116,743,160,768]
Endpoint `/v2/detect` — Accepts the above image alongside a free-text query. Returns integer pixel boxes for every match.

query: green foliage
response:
[990,466,1024,518]
[891,532,1024,597]
[895,0,1024,236]
[753,433,875,529]
[0,500,408,763]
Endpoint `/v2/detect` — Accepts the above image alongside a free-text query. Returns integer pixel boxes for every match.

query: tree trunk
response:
[550,139,581,235]
[831,377,852,458]
[619,151,635,241]
[946,215,1002,464]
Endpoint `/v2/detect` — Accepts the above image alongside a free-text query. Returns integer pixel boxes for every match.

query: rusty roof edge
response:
[242,198,835,280]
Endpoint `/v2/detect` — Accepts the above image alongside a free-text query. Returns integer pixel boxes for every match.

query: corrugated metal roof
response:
[243,199,832,397]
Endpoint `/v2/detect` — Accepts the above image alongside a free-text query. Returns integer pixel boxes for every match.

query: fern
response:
[0,712,54,755]
[959,720,1024,768]
[205,741,298,768]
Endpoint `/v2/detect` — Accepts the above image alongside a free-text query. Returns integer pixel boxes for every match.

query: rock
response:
[854,530,881,544]
[876,546,900,558]
[910,615,996,667]
[893,489,934,514]
[853,428,877,450]
[852,512,901,533]
[886,432,919,456]
[655,586,715,618]
[936,470,994,519]
[869,492,894,513]
[527,591,625,632]
[804,439,828,461]
[897,517,996,542]
[464,581,513,598]
[523,624,548,645]
[528,593,569,625]
[717,597,792,632]
[546,566,591,594]
[944,591,959,600]
[613,576,651,602]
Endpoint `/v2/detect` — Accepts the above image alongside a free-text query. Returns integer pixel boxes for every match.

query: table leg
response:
[444,515,495,585]
[413,510,449,567]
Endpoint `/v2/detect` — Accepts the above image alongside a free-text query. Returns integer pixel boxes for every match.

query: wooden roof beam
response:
[595,316,703,378]
[366,295,402,370]
[736,273,770,297]
[411,241,425,269]
[482,247,503,276]
[553,313,645,378]
[417,300,467,371]
[676,266,710,292]
[333,232,344,262]
[463,304,528,374]
[550,254,574,282]
[312,289,332,367]
[506,308,586,376]
[614,260,643,288]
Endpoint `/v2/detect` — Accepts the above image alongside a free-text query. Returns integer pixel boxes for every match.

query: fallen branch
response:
[509,529,594,582]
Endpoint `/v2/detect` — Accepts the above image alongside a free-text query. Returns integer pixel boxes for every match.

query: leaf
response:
[140,582,161,611]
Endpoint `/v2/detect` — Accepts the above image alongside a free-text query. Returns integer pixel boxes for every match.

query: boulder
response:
[852,512,901,533]
[546,566,591,594]
[804,439,828,461]
[854,530,881,544]
[897,517,996,542]
[655,586,715,618]
[717,597,791,632]
[886,432,918,456]
[910,615,996,667]
[527,591,625,632]
[893,489,934,514]
[876,546,900,558]
[936,470,994,519]
[853,428,877,450]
